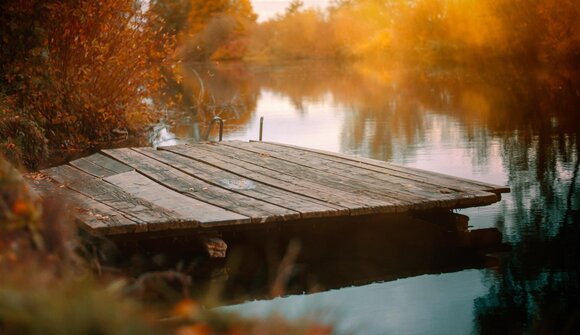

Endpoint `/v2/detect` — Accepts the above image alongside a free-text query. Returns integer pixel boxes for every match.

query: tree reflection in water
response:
[163,60,579,332]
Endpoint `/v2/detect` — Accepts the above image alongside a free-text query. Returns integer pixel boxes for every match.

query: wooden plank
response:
[83,153,134,175]
[137,148,344,218]
[138,147,353,218]
[67,191,145,235]
[104,171,250,228]
[250,141,496,196]
[160,145,400,214]
[28,176,143,235]
[183,143,440,211]
[225,141,498,208]
[70,157,117,178]
[101,148,300,223]
[42,165,184,232]
[257,141,510,194]
[156,145,393,214]
[222,141,465,206]
[242,141,484,194]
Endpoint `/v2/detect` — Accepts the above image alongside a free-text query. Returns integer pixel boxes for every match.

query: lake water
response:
[153,61,580,334]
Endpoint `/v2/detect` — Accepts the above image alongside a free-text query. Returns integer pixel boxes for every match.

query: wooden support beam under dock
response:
[37,141,510,236]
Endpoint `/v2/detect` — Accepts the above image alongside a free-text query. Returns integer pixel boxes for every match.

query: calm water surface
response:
[154,61,579,334]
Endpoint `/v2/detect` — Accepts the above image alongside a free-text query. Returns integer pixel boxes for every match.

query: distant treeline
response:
[159,0,579,66]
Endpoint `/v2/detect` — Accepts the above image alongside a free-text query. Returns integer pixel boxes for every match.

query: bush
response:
[0,276,165,335]
[0,0,175,150]
[0,114,48,170]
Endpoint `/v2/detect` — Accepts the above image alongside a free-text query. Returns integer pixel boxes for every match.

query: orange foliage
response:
[152,0,256,61]
[171,298,201,317]
[247,0,580,65]
[176,324,212,335]
[167,297,333,335]
[11,199,30,216]
[248,8,339,60]
[0,0,175,147]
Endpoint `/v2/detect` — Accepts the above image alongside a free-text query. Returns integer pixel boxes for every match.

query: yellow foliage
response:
[246,0,579,65]
[156,0,257,61]
[445,1,504,47]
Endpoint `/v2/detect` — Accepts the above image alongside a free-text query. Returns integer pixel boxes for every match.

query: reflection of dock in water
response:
[38,140,509,241]
[209,212,508,303]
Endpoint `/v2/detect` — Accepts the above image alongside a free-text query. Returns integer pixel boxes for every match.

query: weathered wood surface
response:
[133,148,345,217]
[39,141,510,236]
[102,148,300,223]
[253,141,510,193]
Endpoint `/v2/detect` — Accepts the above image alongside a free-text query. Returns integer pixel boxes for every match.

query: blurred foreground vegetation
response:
[0,156,333,334]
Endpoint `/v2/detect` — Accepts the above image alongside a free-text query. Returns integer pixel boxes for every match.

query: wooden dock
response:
[39,141,510,236]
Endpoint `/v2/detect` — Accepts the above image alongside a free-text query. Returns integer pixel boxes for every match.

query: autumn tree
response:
[0,0,175,167]
[492,0,580,64]
[149,0,192,36]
